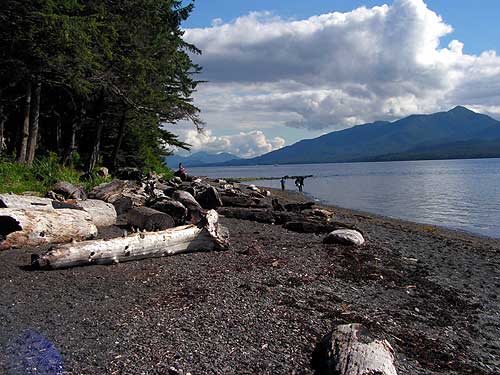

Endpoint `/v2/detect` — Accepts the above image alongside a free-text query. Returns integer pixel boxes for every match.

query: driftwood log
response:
[89,180,146,214]
[0,209,98,250]
[0,194,117,227]
[314,324,398,375]
[149,198,188,225]
[172,190,204,223]
[69,199,117,227]
[32,210,229,269]
[126,206,175,231]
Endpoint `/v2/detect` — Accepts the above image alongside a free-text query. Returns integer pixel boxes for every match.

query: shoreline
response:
[0,184,499,374]
[267,185,500,242]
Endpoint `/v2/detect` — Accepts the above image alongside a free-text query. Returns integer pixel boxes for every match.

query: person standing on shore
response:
[280,176,286,191]
[295,176,304,192]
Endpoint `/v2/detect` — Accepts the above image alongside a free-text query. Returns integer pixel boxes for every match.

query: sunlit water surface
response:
[190,158,500,238]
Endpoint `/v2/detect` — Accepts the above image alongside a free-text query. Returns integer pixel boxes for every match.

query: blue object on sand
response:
[4,329,64,375]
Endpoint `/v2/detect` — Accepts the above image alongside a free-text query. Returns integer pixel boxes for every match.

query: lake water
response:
[190,158,500,239]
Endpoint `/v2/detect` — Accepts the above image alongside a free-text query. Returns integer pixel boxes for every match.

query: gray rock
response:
[323,229,365,246]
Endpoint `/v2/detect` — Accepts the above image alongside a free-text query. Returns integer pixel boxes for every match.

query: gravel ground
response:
[0,188,499,374]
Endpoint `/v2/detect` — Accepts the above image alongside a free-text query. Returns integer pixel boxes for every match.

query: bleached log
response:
[0,194,54,210]
[0,209,98,250]
[316,324,398,375]
[70,199,117,227]
[126,206,175,231]
[32,210,229,269]
[0,194,117,227]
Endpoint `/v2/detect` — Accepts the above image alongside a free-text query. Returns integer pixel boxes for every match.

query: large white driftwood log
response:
[0,194,54,210]
[0,208,98,250]
[316,323,398,375]
[68,199,117,227]
[0,194,117,227]
[32,210,229,269]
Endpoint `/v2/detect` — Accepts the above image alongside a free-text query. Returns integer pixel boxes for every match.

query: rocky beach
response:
[0,180,499,375]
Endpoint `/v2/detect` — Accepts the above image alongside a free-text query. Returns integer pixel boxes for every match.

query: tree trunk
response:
[0,194,117,227]
[32,210,229,269]
[0,104,6,155]
[16,81,32,163]
[314,324,398,375]
[111,110,127,169]
[26,74,41,164]
[63,104,84,167]
[86,118,103,174]
[0,208,98,250]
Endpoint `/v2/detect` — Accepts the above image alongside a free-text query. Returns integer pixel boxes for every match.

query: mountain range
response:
[216,106,500,165]
[164,151,241,168]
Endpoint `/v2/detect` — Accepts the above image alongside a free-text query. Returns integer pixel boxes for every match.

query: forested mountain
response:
[164,152,241,168]
[224,107,500,165]
[0,0,201,173]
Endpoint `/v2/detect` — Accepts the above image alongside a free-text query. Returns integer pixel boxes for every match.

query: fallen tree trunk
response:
[32,210,229,269]
[69,199,117,227]
[0,209,98,250]
[0,194,117,227]
[0,194,55,210]
[89,180,147,214]
[126,206,175,231]
[314,324,398,375]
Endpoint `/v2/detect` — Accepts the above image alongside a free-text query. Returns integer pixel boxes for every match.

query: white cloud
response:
[177,129,285,158]
[184,0,500,132]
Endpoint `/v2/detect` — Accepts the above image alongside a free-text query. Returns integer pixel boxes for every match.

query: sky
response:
[170,0,500,158]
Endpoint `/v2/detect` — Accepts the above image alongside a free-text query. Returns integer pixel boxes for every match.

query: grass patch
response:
[0,154,112,195]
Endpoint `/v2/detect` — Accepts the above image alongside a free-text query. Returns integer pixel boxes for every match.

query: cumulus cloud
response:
[184,0,500,131]
[177,129,285,158]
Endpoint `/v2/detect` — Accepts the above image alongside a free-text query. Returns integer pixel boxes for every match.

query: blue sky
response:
[184,0,499,55]
[172,0,500,157]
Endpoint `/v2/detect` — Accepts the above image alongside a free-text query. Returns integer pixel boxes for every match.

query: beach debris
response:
[323,229,365,246]
[0,208,97,250]
[31,210,229,270]
[126,206,175,231]
[218,207,276,224]
[149,198,188,225]
[172,190,204,223]
[89,180,147,214]
[272,198,286,211]
[314,323,398,375]
[284,201,315,212]
[196,186,223,210]
[284,221,354,234]
[0,194,116,227]
[52,181,87,200]
[68,199,117,227]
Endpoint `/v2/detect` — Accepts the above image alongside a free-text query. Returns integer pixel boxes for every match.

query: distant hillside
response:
[220,106,500,165]
[164,151,240,168]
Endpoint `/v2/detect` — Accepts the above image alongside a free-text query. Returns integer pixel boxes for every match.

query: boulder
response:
[52,181,87,200]
[150,198,188,225]
[323,229,365,246]
[197,186,223,210]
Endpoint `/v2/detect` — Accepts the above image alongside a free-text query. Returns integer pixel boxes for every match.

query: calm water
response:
[190,159,500,238]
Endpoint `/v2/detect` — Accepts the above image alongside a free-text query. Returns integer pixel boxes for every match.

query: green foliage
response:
[0,0,202,174]
[0,155,111,194]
